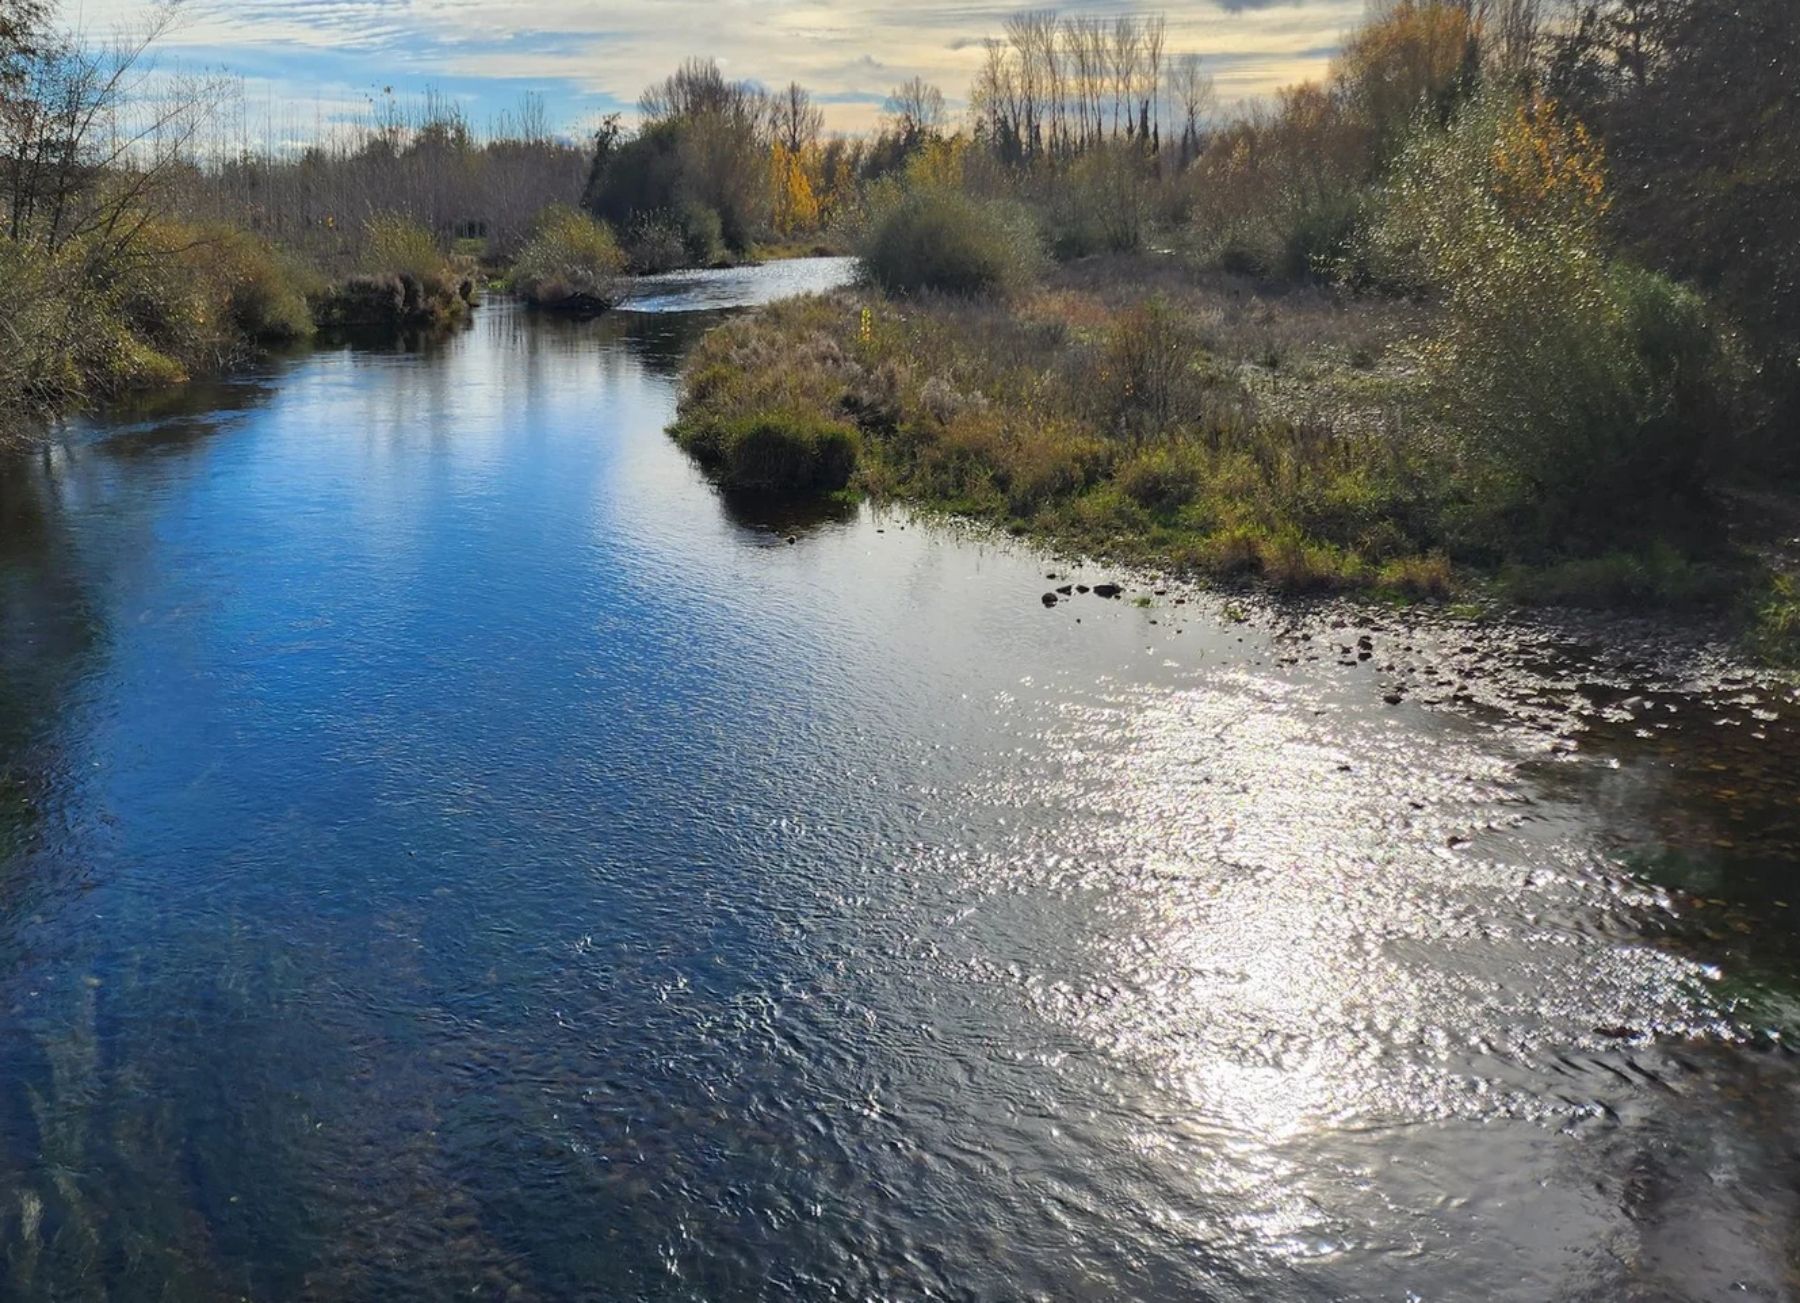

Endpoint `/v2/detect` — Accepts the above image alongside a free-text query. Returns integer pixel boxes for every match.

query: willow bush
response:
[1365,89,1738,535]
[856,184,1044,297]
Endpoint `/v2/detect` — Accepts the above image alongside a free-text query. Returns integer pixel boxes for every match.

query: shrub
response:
[362,214,453,288]
[678,202,725,265]
[1093,297,1208,437]
[676,410,859,493]
[1281,193,1363,282]
[0,218,321,431]
[1185,85,1372,279]
[0,240,79,421]
[584,85,768,258]
[1044,143,1152,259]
[624,215,689,273]
[213,229,318,342]
[510,205,626,311]
[857,185,1044,297]
[316,215,471,327]
[1365,90,1737,528]
[1752,574,1800,666]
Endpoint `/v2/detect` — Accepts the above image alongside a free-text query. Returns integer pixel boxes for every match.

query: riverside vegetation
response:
[3,0,1796,654]
[666,0,1800,659]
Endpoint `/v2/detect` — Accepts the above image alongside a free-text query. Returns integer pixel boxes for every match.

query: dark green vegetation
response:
[673,409,860,494]
[668,0,1799,661]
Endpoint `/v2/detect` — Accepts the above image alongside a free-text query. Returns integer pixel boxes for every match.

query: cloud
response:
[78,0,1358,133]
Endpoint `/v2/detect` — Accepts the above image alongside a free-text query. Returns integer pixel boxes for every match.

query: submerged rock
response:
[1092,583,1123,599]
[1042,592,1060,607]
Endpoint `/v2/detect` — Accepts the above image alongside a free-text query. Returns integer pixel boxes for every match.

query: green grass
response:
[1751,574,1800,667]
[509,206,626,312]
[669,255,1777,637]
[672,409,860,493]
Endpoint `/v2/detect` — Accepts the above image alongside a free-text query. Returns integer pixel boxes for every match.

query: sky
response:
[66,0,1366,140]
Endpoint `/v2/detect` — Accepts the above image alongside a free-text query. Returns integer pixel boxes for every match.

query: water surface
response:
[1,260,1797,1301]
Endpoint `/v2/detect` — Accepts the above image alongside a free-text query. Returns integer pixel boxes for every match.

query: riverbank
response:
[0,221,855,452]
[0,215,482,447]
[671,254,1800,665]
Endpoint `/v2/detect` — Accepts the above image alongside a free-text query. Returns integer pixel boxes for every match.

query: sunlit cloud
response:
[71,0,1361,135]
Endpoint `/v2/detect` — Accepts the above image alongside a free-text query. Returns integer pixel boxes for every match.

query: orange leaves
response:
[1488,95,1611,228]
[769,141,821,234]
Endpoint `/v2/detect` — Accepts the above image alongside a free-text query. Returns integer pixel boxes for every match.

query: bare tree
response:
[771,80,823,154]
[2,4,229,251]
[1169,52,1214,166]
[1109,16,1140,137]
[885,76,945,144]
[640,58,764,126]
[1141,14,1166,152]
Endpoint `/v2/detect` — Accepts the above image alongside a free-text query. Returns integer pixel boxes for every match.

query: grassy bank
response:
[0,214,481,441]
[672,256,1791,653]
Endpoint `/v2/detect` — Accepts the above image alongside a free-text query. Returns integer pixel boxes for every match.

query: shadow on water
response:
[713,486,861,540]
[313,313,476,358]
[1528,670,1800,1028]
[0,452,104,865]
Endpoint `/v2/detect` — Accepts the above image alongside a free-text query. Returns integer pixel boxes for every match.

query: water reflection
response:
[0,266,1795,1300]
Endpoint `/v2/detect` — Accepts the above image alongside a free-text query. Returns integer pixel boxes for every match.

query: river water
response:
[1,258,1797,1301]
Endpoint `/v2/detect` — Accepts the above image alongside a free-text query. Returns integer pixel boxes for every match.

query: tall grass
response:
[509,205,626,311]
[670,268,1454,592]
[314,215,472,329]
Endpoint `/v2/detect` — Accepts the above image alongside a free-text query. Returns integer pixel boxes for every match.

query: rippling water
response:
[1,260,1797,1300]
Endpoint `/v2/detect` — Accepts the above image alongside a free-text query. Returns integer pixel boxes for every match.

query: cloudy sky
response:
[68,0,1364,138]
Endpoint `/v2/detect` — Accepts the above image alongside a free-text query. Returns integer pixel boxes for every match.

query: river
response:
[0,258,1796,1300]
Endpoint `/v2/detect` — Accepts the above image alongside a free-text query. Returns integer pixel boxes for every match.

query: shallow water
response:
[1,260,1797,1301]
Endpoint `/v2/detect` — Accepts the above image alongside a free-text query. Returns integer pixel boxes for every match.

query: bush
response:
[316,215,472,327]
[1752,574,1800,666]
[1365,90,1737,529]
[1281,193,1363,282]
[678,202,725,265]
[362,214,454,288]
[1092,297,1209,437]
[676,410,859,493]
[623,214,689,273]
[1044,143,1151,259]
[857,185,1044,297]
[510,205,626,311]
[0,218,321,431]
[213,229,318,342]
[584,95,767,259]
[1184,86,1372,279]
